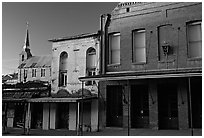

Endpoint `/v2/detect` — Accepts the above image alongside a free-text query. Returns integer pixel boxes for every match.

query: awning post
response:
[81,81,84,136]
[26,102,31,135]
[3,103,8,134]
[23,102,27,135]
[77,101,80,136]
[127,80,130,136]
[188,77,193,136]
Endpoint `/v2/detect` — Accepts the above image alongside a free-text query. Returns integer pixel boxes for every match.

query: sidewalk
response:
[2,127,202,136]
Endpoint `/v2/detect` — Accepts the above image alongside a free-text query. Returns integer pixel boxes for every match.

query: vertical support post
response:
[127,80,130,136]
[26,102,31,135]
[76,102,80,136]
[23,102,27,134]
[97,83,100,132]
[3,102,8,133]
[188,77,193,136]
[48,103,50,129]
[81,81,84,136]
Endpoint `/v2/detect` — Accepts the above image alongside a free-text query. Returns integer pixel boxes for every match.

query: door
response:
[106,85,123,127]
[158,83,178,129]
[131,84,149,128]
[190,77,202,128]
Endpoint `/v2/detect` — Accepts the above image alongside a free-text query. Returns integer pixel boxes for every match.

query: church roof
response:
[18,55,51,69]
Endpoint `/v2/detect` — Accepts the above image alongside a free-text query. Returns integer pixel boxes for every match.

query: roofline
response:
[48,32,99,42]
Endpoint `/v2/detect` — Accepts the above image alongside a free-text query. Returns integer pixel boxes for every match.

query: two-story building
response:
[48,32,100,132]
[79,2,202,131]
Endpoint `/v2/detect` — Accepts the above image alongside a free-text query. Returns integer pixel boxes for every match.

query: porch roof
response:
[79,68,201,81]
[27,96,97,103]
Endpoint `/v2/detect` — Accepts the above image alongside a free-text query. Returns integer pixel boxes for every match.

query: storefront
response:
[79,71,202,131]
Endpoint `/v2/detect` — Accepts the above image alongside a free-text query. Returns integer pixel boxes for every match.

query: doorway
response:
[106,85,123,127]
[190,77,202,128]
[14,103,25,128]
[56,103,69,129]
[158,83,178,129]
[31,103,43,129]
[131,84,149,128]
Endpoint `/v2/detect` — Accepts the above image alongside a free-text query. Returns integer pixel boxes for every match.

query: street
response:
[2,127,202,136]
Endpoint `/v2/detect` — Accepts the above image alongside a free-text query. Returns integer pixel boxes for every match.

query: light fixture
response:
[162,41,170,55]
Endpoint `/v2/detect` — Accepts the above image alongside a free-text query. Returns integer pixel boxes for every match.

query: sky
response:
[2,2,118,75]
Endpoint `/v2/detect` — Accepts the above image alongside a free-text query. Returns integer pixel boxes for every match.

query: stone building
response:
[48,32,100,131]
[80,2,202,131]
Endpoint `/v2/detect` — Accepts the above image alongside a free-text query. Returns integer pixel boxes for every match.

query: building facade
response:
[80,2,202,130]
[48,33,100,131]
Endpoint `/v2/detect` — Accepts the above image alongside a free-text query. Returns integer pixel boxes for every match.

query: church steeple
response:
[23,22,30,50]
[19,22,32,65]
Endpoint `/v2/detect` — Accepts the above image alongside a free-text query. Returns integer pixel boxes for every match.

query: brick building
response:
[47,32,100,131]
[80,2,202,131]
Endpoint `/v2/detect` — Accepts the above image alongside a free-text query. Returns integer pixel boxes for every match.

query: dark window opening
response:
[126,7,130,12]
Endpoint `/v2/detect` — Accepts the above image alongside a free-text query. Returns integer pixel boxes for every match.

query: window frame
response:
[186,21,202,59]
[32,68,37,78]
[85,69,96,86]
[59,70,67,87]
[132,29,146,64]
[24,69,27,78]
[41,68,46,77]
[108,32,121,65]
[86,47,96,69]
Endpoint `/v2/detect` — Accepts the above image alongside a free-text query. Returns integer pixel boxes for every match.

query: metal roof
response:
[18,55,51,69]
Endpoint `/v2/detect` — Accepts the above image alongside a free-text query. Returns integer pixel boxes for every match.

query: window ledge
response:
[158,59,175,63]
[59,86,67,88]
[187,57,202,61]
[107,63,121,67]
[132,62,146,65]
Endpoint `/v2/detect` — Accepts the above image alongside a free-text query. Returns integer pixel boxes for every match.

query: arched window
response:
[59,51,68,87]
[86,47,96,69]
[86,47,96,86]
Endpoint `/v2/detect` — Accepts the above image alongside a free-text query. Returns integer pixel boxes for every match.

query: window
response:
[86,48,96,69]
[41,68,46,77]
[158,24,173,61]
[133,29,146,63]
[109,33,120,64]
[32,69,36,77]
[59,70,67,87]
[85,70,96,86]
[187,21,202,58]
[24,69,27,78]
[59,52,68,86]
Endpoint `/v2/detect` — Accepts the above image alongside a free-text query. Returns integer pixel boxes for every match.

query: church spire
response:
[23,22,30,50]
